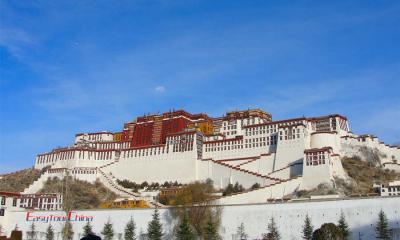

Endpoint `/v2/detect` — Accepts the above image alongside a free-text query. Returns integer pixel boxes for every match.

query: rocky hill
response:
[294,155,400,198]
[39,177,117,209]
[0,168,45,192]
[338,156,400,195]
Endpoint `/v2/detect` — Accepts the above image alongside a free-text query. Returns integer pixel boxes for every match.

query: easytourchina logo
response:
[26,211,94,223]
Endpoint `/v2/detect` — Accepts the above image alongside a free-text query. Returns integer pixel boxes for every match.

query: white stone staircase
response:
[23,171,50,193]
[97,167,140,198]
[96,158,167,207]
[215,176,303,205]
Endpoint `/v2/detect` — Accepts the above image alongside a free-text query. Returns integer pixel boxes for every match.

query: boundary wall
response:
[2,197,399,240]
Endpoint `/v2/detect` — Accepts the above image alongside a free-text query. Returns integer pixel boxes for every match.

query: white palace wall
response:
[274,137,306,172]
[196,160,274,189]
[302,161,333,190]
[239,154,276,175]
[310,132,341,153]
[2,197,399,240]
[103,149,199,184]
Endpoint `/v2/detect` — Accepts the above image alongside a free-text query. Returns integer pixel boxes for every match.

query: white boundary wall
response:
[2,197,399,240]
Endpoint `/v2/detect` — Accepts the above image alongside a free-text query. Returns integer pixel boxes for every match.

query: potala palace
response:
[27,109,400,205]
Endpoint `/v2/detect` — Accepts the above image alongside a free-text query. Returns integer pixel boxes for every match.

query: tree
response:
[262,217,280,240]
[236,223,248,240]
[140,181,149,189]
[27,222,37,240]
[337,212,350,240]
[169,181,221,237]
[101,219,115,240]
[45,225,54,240]
[147,209,163,240]
[62,221,74,240]
[223,183,234,196]
[251,183,261,190]
[233,182,244,193]
[204,215,220,240]
[176,211,195,240]
[376,210,390,240]
[302,215,313,240]
[124,217,137,240]
[83,221,94,236]
[312,223,342,240]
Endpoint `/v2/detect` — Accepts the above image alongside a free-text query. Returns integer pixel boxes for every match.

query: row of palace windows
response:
[245,136,277,143]
[0,196,17,206]
[71,169,96,174]
[37,151,74,164]
[224,124,237,130]
[88,134,103,141]
[306,153,327,166]
[279,134,301,141]
[245,121,305,136]
[172,141,194,152]
[245,128,278,136]
[205,139,277,152]
[97,142,129,150]
[81,151,112,160]
[123,146,169,158]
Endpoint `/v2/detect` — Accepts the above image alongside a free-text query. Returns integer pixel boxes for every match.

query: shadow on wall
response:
[349,220,400,240]
[290,158,303,177]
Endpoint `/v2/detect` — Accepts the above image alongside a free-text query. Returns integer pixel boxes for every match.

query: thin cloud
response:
[154,86,166,93]
[0,27,36,60]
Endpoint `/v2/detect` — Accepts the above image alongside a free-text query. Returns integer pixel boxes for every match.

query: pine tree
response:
[124,217,137,240]
[83,221,94,236]
[204,215,220,240]
[302,215,313,240]
[236,223,248,240]
[101,219,115,240]
[338,212,350,240]
[27,222,37,240]
[262,217,280,240]
[376,210,390,240]
[147,209,163,240]
[176,211,195,240]
[45,224,55,240]
[62,221,74,240]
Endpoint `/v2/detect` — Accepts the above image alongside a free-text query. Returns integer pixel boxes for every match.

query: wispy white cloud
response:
[154,85,166,93]
[0,27,36,60]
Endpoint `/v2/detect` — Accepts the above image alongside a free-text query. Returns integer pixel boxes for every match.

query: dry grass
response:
[293,156,400,198]
[295,183,337,198]
[0,168,45,192]
[340,157,400,195]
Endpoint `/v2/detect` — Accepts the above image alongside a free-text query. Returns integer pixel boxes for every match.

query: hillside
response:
[337,156,400,195]
[294,156,400,198]
[0,168,45,192]
[38,177,117,209]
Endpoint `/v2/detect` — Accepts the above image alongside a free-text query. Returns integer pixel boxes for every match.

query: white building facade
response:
[26,109,400,203]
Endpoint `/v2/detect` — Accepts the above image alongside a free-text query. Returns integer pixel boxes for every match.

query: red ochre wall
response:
[123,110,205,147]
[160,117,191,144]
[132,122,154,147]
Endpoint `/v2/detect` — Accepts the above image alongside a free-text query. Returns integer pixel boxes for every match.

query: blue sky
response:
[1,1,399,173]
